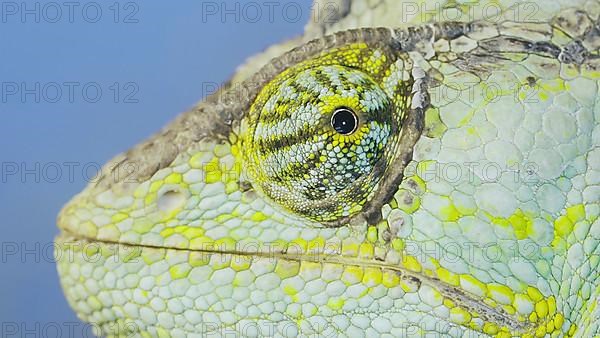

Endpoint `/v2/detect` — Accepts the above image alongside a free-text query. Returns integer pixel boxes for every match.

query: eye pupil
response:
[331,108,358,135]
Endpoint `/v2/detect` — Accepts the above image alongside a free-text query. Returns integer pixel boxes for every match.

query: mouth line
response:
[57,230,530,333]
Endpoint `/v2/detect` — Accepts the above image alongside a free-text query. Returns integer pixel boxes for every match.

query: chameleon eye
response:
[331,107,358,135]
[242,43,417,225]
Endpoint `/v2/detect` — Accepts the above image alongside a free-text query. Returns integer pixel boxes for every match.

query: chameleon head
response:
[56,12,600,337]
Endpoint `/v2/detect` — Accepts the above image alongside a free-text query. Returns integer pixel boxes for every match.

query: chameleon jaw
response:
[56,226,562,337]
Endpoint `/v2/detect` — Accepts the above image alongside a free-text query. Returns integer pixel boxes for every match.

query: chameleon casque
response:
[56,0,600,337]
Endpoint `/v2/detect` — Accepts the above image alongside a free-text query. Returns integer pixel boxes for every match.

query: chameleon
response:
[56,0,600,337]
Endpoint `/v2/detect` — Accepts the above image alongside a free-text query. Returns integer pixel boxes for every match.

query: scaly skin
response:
[56,1,600,337]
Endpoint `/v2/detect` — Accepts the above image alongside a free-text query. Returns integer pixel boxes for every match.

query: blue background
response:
[0,0,310,331]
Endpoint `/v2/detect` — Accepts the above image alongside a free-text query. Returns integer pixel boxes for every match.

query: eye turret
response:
[242,44,413,224]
